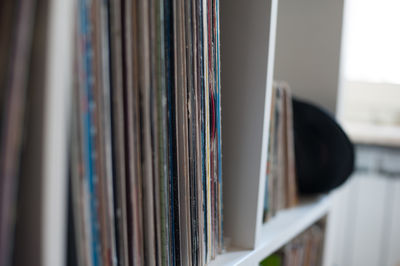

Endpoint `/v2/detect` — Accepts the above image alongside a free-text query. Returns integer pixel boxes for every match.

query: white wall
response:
[325,147,400,266]
[274,0,345,114]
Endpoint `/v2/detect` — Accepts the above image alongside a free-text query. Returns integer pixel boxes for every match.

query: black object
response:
[292,98,354,194]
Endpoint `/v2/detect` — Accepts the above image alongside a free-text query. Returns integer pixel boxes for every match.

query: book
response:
[263,81,298,223]
[260,221,325,266]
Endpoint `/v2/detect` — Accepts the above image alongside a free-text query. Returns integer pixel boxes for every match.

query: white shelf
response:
[209,195,331,266]
[220,0,278,249]
[42,0,74,265]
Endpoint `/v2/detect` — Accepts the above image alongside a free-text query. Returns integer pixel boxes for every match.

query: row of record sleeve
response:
[70,0,223,265]
[263,81,298,223]
[260,220,326,266]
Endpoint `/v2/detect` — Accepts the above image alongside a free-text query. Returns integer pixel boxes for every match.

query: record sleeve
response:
[109,0,130,264]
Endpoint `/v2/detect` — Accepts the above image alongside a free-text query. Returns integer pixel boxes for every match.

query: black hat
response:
[292,98,354,194]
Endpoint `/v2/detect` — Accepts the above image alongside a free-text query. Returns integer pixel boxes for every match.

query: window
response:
[340,0,400,127]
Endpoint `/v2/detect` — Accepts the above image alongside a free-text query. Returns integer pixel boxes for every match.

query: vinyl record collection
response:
[259,221,325,266]
[263,82,298,222]
[70,0,223,265]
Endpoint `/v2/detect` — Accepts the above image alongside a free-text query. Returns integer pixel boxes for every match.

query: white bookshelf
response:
[219,0,345,263]
[34,0,345,264]
[220,0,278,250]
[41,0,74,265]
[210,196,331,266]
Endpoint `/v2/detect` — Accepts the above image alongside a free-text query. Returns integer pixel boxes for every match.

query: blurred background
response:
[328,0,400,265]
[273,0,400,264]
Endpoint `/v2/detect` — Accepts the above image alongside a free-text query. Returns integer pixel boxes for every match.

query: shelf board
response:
[209,195,331,265]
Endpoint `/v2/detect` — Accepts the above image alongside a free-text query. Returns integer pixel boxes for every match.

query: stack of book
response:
[263,81,298,222]
[260,221,325,266]
[70,0,223,265]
